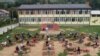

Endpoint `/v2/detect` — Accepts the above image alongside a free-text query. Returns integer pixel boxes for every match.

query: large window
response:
[85,10,88,14]
[26,10,30,14]
[59,17,66,21]
[56,10,59,14]
[61,10,65,14]
[38,17,41,22]
[79,10,82,14]
[92,15,96,17]
[66,10,70,14]
[72,17,75,22]
[84,17,89,21]
[32,18,34,22]
[78,17,83,22]
[30,10,34,14]
[97,15,100,17]
[19,10,23,14]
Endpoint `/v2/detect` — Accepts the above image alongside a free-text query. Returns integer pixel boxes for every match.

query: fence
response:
[0,23,19,35]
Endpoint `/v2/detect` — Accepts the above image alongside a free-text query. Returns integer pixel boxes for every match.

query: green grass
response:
[0,25,100,42]
[83,53,91,56]
[61,26,100,35]
[0,26,40,42]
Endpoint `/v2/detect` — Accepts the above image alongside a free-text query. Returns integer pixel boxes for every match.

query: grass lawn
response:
[0,25,100,42]
[61,26,100,35]
[0,26,40,42]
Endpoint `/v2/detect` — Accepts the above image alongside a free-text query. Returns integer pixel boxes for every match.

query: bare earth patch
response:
[27,28,38,31]
[66,28,75,31]
[0,40,100,56]
[40,30,61,35]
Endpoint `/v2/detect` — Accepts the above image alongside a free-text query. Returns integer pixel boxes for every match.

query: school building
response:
[17,4,100,26]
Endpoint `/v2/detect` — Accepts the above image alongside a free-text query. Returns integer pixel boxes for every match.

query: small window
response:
[72,17,75,22]
[19,10,23,14]
[97,15,100,17]
[26,10,29,14]
[92,15,96,17]
[78,17,83,22]
[79,10,82,14]
[30,10,34,14]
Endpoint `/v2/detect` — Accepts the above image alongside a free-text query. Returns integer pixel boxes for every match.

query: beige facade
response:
[18,9,90,25]
[18,4,100,26]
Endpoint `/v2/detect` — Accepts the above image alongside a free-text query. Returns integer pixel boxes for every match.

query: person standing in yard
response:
[45,27,49,36]
[77,47,81,54]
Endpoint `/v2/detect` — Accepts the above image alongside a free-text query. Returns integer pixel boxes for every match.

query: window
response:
[19,10,23,14]
[97,15,100,17]
[56,10,59,14]
[61,10,65,14]
[66,10,70,14]
[38,18,41,22]
[26,10,29,14]
[78,17,83,22]
[85,17,89,21]
[79,10,82,14]
[85,10,88,14]
[33,18,34,22]
[30,10,34,14]
[72,17,75,22]
[37,10,40,14]
[92,15,96,17]
[88,10,90,14]
[45,10,48,14]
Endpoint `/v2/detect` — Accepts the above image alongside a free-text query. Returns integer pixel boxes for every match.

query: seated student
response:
[64,40,68,47]
[26,40,31,46]
[32,36,38,43]
[89,35,92,40]
[15,46,19,53]
[93,41,99,48]
[95,35,99,42]
[62,37,65,42]
[48,44,52,50]
[27,32,32,38]
[15,45,23,53]
[8,39,13,45]
[14,34,19,41]
[26,40,33,46]
[67,43,72,48]
[19,44,30,53]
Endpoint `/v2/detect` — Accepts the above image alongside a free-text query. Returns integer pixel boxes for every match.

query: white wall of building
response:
[0,23,19,35]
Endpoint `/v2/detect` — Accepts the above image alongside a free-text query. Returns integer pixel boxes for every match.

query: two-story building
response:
[18,4,93,25]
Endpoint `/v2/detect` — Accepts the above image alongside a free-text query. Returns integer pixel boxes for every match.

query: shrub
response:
[97,50,100,56]
[58,52,67,56]
[84,53,91,56]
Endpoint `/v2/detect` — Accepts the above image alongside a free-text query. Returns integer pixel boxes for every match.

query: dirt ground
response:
[0,38,100,56]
